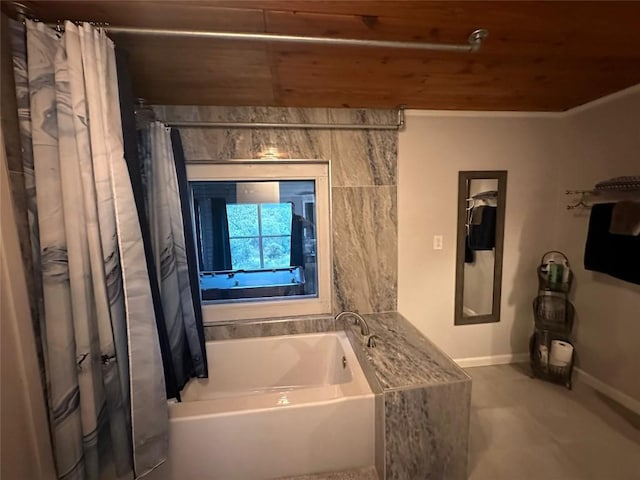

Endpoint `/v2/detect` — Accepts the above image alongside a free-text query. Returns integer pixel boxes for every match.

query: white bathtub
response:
[147,331,375,480]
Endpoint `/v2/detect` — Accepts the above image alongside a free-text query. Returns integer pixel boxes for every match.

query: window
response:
[187,162,331,322]
[226,203,292,270]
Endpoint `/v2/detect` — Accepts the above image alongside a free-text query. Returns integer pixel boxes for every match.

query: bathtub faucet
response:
[335,311,370,336]
[335,311,371,338]
[365,334,379,348]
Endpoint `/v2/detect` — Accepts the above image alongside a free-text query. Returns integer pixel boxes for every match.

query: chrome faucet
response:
[335,311,370,336]
[335,311,378,349]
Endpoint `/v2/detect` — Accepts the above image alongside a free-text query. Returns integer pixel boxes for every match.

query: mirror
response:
[455,171,507,325]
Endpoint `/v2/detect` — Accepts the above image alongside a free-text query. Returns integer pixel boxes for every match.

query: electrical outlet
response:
[433,235,443,250]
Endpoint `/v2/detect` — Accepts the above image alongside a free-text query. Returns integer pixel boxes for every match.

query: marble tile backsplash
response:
[204,315,336,341]
[156,105,398,314]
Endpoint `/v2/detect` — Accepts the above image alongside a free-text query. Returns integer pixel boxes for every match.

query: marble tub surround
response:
[203,314,336,341]
[343,322,384,396]
[200,310,469,480]
[153,105,399,316]
[385,382,471,480]
[332,187,398,314]
[341,312,471,480]
[374,391,386,479]
[347,312,469,389]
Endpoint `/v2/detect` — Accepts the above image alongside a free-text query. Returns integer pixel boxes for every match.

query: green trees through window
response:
[226,203,292,270]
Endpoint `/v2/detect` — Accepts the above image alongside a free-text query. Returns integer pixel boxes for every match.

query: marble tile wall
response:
[155,105,398,315]
[332,186,397,313]
[384,382,471,480]
[152,106,332,162]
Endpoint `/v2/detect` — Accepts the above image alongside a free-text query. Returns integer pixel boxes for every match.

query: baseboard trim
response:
[454,353,529,368]
[574,368,640,416]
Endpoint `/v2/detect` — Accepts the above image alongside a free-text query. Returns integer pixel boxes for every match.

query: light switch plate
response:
[433,235,443,250]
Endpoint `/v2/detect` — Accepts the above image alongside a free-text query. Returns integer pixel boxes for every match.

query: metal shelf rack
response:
[529,251,576,389]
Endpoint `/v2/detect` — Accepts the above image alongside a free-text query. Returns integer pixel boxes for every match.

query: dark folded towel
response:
[471,205,484,225]
[465,236,475,263]
[469,206,497,251]
[584,203,640,285]
[609,201,640,235]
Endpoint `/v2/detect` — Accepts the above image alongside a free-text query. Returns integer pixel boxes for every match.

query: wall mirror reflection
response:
[455,171,507,325]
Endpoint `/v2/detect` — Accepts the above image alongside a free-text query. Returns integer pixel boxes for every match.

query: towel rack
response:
[470,190,498,201]
[565,188,640,210]
[466,190,498,211]
[465,191,498,231]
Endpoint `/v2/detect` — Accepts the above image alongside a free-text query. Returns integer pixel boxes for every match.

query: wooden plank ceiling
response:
[6,1,640,111]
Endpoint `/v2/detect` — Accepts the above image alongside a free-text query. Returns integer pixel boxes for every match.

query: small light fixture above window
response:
[258,146,283,160]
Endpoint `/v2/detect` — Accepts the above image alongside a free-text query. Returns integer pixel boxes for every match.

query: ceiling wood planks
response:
[5,1,640,111]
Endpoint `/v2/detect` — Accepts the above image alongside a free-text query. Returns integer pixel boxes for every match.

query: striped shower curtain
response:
[10,20,167,479]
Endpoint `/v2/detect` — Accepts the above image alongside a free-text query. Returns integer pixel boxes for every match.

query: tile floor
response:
[282,364,639,480]
[467,363,640,480]
[278,466,378,480]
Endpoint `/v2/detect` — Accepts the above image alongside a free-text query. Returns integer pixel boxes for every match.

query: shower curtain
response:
[10,20,167,479]
[138,123,207,388]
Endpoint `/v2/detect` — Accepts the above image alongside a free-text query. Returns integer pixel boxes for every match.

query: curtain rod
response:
[13,2,488,52]
[161,107,406,131]
[41,22,488,53]
[163,121,401,131]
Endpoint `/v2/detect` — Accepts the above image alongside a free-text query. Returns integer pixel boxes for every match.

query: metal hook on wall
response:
[566,190,591,210]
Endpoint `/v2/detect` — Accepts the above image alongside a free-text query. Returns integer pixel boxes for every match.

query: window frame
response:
[187,161,332,323]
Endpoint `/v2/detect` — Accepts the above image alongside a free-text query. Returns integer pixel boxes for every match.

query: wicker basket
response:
[529,332,575,389]
[532,295,575,333]
[548,362,572,377]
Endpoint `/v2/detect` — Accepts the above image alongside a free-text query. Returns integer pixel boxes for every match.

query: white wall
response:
[1,133,56,480]
[555,86,640,401]
[398,112,565,360]
[398,86,640,402]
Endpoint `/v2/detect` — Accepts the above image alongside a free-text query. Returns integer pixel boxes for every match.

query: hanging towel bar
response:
[565,189,640,210]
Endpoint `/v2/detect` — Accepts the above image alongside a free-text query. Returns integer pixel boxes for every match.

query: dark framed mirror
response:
[455,171,507,325]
